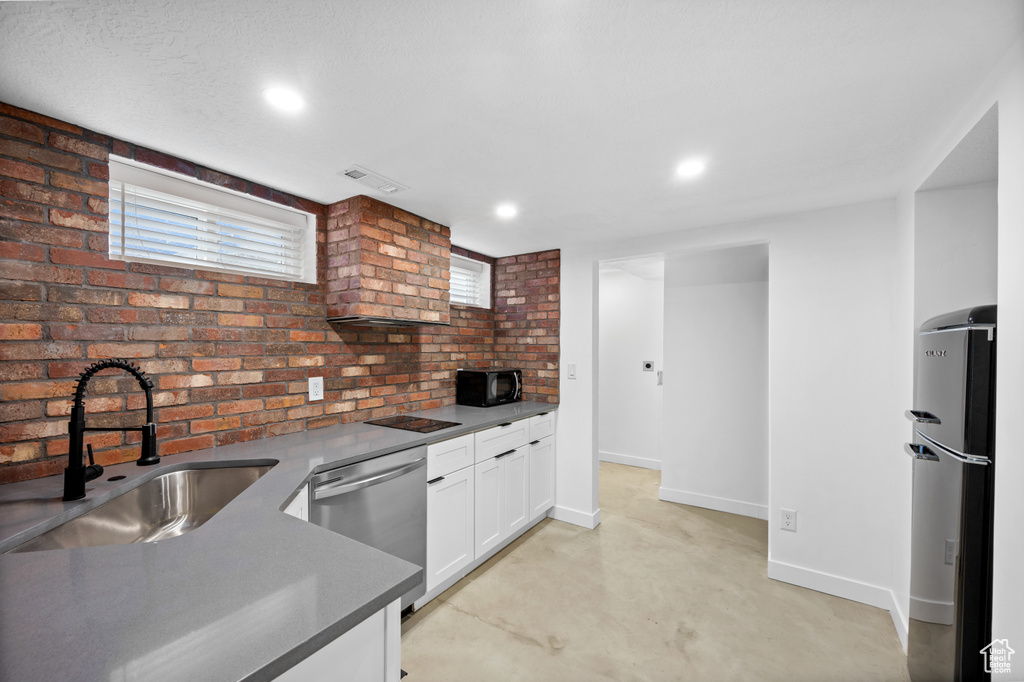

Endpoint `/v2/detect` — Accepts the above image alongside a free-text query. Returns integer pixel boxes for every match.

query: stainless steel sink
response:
[6,462,275,553]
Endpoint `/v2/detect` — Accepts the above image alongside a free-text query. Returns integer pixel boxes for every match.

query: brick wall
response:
[0,101,554,485]
[325,195,451,325]
[494,250,560,403]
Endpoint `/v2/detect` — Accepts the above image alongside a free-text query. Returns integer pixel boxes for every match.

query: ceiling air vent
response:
[338,165,408,194]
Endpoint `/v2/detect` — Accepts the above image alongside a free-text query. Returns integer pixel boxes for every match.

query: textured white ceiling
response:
[918,104,999,192]
[1,1,1021,257]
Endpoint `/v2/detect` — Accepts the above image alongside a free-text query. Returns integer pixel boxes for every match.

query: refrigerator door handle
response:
[915,430,992,466]
[905,442,941,462]
[905,409,941,424]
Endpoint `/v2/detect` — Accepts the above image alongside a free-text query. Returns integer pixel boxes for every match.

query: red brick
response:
[47,132,108,161]
[128,292,189,309]
[217,371,263,385]
[0,420,66,442]
[49,324,123,341]
[216,427,264,446]
[0,363,43,381]
[0,459,64,484]
[87,343,154,359]
[159,434,215,456]
[160,278,215,295]
[50,247,124,270]
[217,313,263,327]
[0,139,82,172]
[192,358,241,372]
[1,179,82,210]
[0,341,82,361]
[216,399,263,415]
[1,198,45,222]
[0,116,45,144]
[0,103,82,134]
[128,326,189,341]
[0,158,45,184]
[158,404,215,423]
[135,147,195,176]
[0,402,44,422]
[50,172,107,197]
[190,416,241,434]
[49,209,108,232]
[218,283,263,298]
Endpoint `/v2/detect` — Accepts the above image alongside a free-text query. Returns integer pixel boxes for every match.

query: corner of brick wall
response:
[494,250,560,403]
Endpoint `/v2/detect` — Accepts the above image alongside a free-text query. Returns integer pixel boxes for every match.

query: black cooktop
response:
[364,415,462,433]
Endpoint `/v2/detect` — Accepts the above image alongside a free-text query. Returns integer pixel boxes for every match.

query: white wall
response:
[659,248,768,520]
[597,269,664,470]
[660,279,769,518]
[895,35,1024,661]
[557,199,906,615]
[914,182,998,327]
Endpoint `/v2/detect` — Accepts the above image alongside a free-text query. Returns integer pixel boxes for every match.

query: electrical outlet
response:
[781,508,797,532]
[945,539,956,565]
[568,363,577,380]
[308,376,324,401]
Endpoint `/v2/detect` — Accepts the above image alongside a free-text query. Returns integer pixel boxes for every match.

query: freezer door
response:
[914,328,969,452]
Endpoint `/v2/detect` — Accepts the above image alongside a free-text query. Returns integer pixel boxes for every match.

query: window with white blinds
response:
[450,254,491,308]
[107,157,317,283]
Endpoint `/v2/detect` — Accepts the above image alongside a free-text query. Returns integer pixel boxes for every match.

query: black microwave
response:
[456,369,522,407]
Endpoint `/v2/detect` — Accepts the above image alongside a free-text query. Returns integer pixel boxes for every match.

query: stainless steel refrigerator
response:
[906,305,996,682]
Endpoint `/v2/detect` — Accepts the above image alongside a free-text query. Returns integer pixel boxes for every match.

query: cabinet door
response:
[529,436,555,521]
[502,448,529,536]
[474,456,504,559]
[426,466,475,592]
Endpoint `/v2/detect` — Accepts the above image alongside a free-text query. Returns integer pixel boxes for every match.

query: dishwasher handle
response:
[313,457,425,501]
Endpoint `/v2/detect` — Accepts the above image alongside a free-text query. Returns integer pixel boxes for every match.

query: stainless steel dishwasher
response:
[309,446,427,609]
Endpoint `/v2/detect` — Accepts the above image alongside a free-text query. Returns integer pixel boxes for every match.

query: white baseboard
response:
[910,595,954,627]
[658,486,769,520]
[549,504,601,529]
[599,450,661,470]
[767,559,895,610]
[890,593,909,652]
[769,560,909,651]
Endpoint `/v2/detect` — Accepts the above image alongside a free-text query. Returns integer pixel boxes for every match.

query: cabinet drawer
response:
[475,420,530,463]
[427,433,475,480]
[529,411,555,441]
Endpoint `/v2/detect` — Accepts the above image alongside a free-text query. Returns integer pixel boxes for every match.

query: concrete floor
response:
[401,462,909,681]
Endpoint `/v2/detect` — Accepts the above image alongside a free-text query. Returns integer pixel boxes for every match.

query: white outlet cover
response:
[781,508,797,532]
[308,376,324,401]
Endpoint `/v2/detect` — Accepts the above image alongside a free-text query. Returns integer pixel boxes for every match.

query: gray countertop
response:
[0,401,557,682]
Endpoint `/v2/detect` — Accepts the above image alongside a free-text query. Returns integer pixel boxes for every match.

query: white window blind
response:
[450,254,491,308]
[107,157,317,283]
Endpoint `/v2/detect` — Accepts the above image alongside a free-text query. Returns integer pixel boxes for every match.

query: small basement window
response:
[450,254,491,308]
[107,156,317,284]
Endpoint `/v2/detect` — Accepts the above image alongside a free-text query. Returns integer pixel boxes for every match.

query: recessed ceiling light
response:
[262,87,304,113]
[675,158,706,179]
[496,203,517,218]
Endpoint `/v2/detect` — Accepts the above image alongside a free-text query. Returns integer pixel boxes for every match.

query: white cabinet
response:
[474,420,530,462]
[274,599,401,682]
[283,483,309,521]
[529,411,556,441]
[503,447,529,537]
[474,445,529,559]
[427,433,474,480]
[425,466,475,592]
[474,455,504,558]
[529,436,555,521]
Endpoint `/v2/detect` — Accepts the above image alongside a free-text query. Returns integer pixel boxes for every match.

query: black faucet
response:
[63,359,159,501]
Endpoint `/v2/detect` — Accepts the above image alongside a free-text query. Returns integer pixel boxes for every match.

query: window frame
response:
[449,253,492,309]
[107,156,318,284]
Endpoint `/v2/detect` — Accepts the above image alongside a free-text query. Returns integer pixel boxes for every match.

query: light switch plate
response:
[568,363,577,380]
[308,376,324,401]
